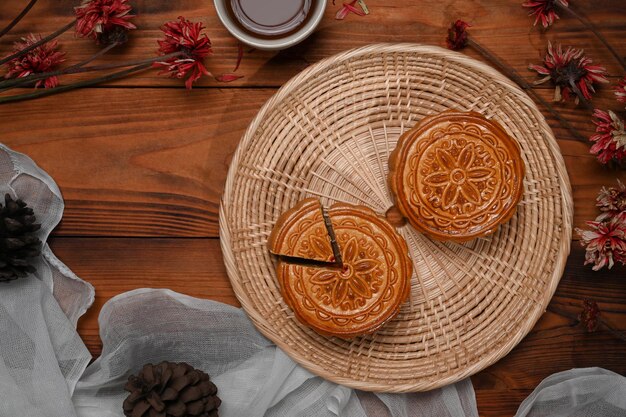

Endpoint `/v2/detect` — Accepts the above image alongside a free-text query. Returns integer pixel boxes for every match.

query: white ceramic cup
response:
[214,0,327,51]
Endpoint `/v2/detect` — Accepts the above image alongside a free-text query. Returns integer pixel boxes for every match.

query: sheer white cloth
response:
[0,144,94,417]
[72,288,479,417]
[515,368,626,417]
[1,143,623,417]
[0,144,94,323]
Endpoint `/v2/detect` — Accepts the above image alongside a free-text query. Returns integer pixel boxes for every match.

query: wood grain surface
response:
[2,1,626,416]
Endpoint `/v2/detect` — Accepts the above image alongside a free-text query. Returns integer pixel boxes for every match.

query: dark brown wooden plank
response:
[1,87,274,236]
[0,0,624,88]
[474,390,532,417]
[56,237,236,354]
[1,87,624,237]
[49,236,624,416]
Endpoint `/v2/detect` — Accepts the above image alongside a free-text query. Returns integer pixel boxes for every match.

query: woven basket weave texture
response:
[220,44,573,392]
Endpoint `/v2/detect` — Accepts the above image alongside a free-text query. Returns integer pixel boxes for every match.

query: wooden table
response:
[1,1,625,415]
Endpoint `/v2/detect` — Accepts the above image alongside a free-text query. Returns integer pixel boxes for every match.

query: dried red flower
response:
[74,0,136,44]
[522,0,568,28]
[234,43,243,72]
[578,299,600,332]
[153,17,212,89]
[214,43,244,83]
[576,216,626,271]
[4,34,65,89]
[597,180,626,221]
[615,76,626,108]
[529,42,608,104]
[589,109,626,165]
[446,20,471,51]
[215,73,243,83]
[335,0,366,20]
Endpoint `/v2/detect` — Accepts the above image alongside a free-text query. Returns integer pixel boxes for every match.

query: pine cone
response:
[123,361,221,417]
[0,194,42,283]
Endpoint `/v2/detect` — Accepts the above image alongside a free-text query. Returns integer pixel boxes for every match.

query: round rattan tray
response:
[219,44,573,392]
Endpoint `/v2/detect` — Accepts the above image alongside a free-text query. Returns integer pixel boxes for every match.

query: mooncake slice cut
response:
[274,201,413,339]
[389,110,525,242]
[268,198,336,264]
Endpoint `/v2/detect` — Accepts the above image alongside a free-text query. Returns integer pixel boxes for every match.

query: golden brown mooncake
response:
[269,199,413,339]
[389,110,525,242]
[268,198,335,263]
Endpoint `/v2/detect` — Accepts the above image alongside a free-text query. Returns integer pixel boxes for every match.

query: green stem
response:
[0,63,150,104]
[0,19,76,67]
[0,0,38,39]
[560,5,626,72]
[0,50,183,92]
[467,38,588,143]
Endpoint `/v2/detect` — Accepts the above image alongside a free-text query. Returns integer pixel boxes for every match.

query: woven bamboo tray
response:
[219,44,573,392]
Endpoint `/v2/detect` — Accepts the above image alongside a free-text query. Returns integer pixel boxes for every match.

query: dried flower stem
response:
[0,0,38,39]
[0,50,183,92]
[70,41,120,68]
[548,304,626,343]
[0,41,120,91]
[0,63,150,104]
[0,19,75,67]
[467,38,588,143]
[567,79,594,112]
[560,5,626,71]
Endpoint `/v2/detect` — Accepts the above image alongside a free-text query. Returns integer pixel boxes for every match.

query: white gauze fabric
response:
[0,144,94,416]
[514,367,626,417]
[73,288,479,417]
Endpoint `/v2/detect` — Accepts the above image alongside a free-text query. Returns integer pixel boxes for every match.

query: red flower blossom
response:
[522,0,568,28]
[75,0,136,44]
[446,20,471,51]
[529,42,608,104]
[589,109,626,165]
[615,76,626,107]
[576,216,626,271]
[596,180,626,221]
[578,299,600,332]
[153,17,212,90]
[4,34,65,89]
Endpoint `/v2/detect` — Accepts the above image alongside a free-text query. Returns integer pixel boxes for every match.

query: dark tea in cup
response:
[226,0,316,39]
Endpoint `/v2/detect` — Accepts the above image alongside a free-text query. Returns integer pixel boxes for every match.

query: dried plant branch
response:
[0,0,38,39]
[560,4,626,71]
[0,19,75,67]
[0,63,150,104]
[467,38,589,143]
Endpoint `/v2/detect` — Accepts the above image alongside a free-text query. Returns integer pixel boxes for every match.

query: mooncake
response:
[389,110,525,242]
[269,199,412,338]
[268,198,335,263]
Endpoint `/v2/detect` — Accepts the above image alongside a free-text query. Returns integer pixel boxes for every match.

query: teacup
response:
[214,0,327,51]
